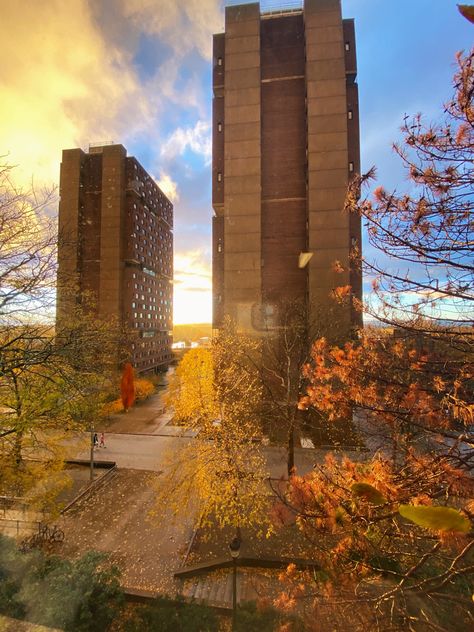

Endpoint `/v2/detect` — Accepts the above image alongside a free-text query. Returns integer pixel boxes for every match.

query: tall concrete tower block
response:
[57,144,174,372]
[212,0,362,338]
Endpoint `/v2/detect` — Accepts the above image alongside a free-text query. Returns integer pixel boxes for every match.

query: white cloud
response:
[121,0,223,61]
[155,172,179,203]
[161,121,211,163]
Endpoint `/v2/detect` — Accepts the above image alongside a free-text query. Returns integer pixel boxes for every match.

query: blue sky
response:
[0,0,471,323]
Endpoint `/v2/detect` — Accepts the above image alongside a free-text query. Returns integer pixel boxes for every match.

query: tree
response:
[159,319,270,532]
[259,299,358,478]
[272,49,474,631]
[0,163,119,508]
[165,347,216,424]
[0,535,123,631]
[0,162,57,324]
[345,49,473,345]
[234,600,304,632]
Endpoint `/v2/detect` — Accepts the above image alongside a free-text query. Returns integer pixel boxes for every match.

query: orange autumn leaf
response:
[331,285,351,302]
[458,4,474,23]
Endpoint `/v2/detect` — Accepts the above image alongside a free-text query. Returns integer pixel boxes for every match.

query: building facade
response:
[212,0,361,337]
[57,143,173,371]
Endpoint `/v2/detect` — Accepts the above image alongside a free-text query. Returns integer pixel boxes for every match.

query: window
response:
[217,122,222,133]
[217,172,222,182]
[345,42,350,51]
[217,242,222,253]
[348,110,353,120]
[217,56,222,66]
[349,162,354,172]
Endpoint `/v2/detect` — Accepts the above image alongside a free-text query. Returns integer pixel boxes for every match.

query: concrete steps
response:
[180,569,263,609]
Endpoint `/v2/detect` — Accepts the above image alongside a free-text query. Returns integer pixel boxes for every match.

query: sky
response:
[0,0,472,324]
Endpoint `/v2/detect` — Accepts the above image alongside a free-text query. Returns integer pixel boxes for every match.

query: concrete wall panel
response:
[225,215,260,234]
[308,113,347,134]
[225,156,261,177]
[308,150,348,171]
[307,79,346,99]
[226,51,260,71]
[306,58,345,80]
[307,94,348,116]
[225,67,261,90]
[225,234,261,254]
[308,188,347,212]
[308,131,347,153]
[225,174,260,194]
[225,192,261,214]
[225,87,260,107]
[308,168,348,190]
[226,35,260,54]
[225,252,260,271]
[225,103,260,124]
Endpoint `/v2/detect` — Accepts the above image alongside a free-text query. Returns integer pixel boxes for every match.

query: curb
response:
[66,459,115,468]
[174,556,320,579]
[181,515,203,568]
[123,589,232,615]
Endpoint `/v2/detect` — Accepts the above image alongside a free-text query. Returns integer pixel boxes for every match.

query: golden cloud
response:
[173,251,212,324]
[0,0,150,186]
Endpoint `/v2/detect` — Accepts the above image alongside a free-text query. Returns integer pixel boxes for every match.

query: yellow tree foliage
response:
[166,347,217,424]
[158,319,270,531]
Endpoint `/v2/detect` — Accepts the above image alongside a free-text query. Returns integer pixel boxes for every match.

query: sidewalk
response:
[57,468,196,596]
[99,390,172,435]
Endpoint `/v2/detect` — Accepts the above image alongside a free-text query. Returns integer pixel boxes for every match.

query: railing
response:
[225,0,303,12]
[0,518,42,538]
[89,140,115,148]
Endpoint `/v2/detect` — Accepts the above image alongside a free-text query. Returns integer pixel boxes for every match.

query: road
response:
[71,385,334,476]
[76,431,189,471]
[75,429,341,478]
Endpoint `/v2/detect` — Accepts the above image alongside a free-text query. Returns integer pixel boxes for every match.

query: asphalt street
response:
[75,430,337,478]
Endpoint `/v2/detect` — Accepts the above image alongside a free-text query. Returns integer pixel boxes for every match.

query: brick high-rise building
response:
[212,0,361,337]
[57,143,173,372]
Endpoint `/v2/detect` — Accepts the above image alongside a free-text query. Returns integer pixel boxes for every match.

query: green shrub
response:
[0,536,123,631]
[124,596,219,632]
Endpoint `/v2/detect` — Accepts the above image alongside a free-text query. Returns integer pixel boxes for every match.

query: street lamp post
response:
[229,535,241,630]
[89,422,95,482]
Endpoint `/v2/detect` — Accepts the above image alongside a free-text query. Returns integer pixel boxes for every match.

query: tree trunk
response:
[287,425,295,478]
[13,430,23,466]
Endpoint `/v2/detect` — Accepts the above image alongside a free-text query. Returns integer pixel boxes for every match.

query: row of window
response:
[216,111,353,129]
[214,41,351,69]
[216,161,354,183]
[129,164,172,208]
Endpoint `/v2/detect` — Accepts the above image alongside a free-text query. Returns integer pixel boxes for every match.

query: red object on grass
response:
[120,363,135,411]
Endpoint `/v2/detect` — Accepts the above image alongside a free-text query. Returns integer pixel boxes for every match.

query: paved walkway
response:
[58,469,196,595]
[99,389,172,435]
